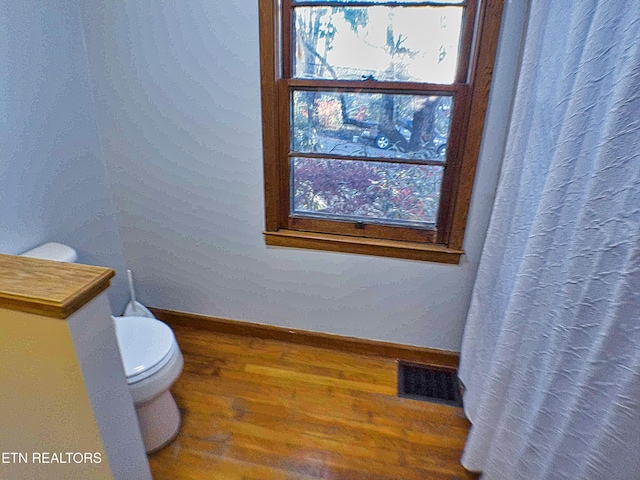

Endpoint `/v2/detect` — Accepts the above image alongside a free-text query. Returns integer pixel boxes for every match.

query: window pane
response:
[291,90,452,161]
[293,6,463,84]
[292,157,443,225]
[295,1,465,5]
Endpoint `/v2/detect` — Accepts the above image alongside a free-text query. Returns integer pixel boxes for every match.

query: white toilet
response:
[113,315,183,452]
[20,243,184,453]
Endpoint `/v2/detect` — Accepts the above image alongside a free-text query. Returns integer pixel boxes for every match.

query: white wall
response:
[80,0,528,351]
[0,0,128,313]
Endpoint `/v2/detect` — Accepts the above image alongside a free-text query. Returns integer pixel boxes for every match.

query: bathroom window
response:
[259,0,504,263]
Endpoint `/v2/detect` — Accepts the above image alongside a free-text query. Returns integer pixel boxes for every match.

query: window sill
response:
[264,230,463,264]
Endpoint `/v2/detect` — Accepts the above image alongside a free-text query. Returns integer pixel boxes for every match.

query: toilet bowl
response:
[20,243,184,453]
[113,315,183,452]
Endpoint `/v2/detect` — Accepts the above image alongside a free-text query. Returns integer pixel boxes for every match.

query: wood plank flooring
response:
[148,325,478,479]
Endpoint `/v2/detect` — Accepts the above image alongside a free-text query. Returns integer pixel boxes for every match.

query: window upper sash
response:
[282,0,477,84]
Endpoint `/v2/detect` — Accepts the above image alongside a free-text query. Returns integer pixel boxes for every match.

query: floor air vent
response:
[398,362,462,407]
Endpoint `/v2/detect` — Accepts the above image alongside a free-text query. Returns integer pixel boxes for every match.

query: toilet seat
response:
[113,316,178,384]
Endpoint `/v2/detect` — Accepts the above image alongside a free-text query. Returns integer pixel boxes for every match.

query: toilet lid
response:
[113,316,176,383]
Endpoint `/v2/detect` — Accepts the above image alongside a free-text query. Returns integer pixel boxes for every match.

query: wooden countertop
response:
[0,254,114,319]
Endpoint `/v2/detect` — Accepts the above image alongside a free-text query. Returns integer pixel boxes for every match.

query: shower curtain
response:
[458,1,640,479]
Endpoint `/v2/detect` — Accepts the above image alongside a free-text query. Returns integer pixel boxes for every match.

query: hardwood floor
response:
[148,325,478,479]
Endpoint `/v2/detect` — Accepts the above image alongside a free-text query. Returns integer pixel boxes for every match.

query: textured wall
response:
[0,0,128,312]
[79,0,528,350]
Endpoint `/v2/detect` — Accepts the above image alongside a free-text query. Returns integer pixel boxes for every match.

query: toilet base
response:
[136,389,181,453]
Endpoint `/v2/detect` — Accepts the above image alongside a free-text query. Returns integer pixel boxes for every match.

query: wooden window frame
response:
[259,0,504,263]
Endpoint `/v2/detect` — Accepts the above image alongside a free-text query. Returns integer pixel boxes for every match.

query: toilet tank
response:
[20,242,78,263]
